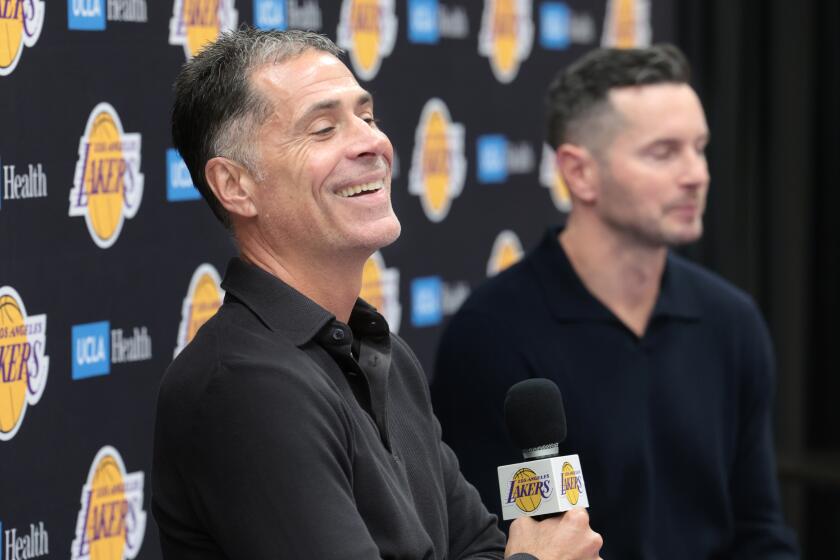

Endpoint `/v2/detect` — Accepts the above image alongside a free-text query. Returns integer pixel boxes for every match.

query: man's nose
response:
[681,150,709,189]
[347,116,392,160]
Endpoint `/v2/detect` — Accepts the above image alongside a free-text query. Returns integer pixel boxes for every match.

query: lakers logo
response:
[0,0,44,76]
[0,286,48,442]
[360,251,401,334]
[561,461,583,505]
[70,103,144,249]
[72,446,146,560]
[336,0,397,81]
[487,230,523,277]
[408,98,466,222]
[169,0,238,59]
[478,0,534,84]
[601,0,650,48]
[539,144,572,212]
[505,467,552,513]
[174,264,224,357]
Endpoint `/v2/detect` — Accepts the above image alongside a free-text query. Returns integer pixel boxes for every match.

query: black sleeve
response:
[730,305,800,558]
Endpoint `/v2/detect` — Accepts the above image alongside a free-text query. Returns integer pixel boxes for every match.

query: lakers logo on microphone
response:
[169,0,238,59]
[601,0,650,48]
[72,446,146,560]
[505,467,552,513]
[336,0,397,81]
[0,0,44,76]
[560,461,583,506]
[408,98,466,222]
[478,0,534,84]
[360,251,401,334]
[70,103,144,249]
[0,286,48,442]
[174,264,224,358]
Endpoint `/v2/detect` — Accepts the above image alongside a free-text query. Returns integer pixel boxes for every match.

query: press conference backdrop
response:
[1,1,674,558]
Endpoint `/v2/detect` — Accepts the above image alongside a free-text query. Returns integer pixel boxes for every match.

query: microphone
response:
[497,378,589,520]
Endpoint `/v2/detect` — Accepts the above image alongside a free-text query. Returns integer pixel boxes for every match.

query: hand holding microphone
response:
[500,379,602,560]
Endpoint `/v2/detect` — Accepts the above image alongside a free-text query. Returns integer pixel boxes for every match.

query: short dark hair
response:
[172,27,342,228]
[545,44,691,152]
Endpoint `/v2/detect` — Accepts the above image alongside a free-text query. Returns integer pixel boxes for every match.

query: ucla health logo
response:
[169,0,238,59]
[71,446,146,560]
[0,0,44,76]
[539,143,571,212]
[602,0,650,48]
[2,520,50,559]
[476,134,535,184]
[337,0,397,81]
[70,103,143,249]
[1,159,47,210]
[538,2,595,50]
[360,251,400,334]
[410,276,469,328]
[478,0,534,84]
[174,264,224,357]
[253,0,286,29]
[408,98,466,223]
[407,0,469,44]
[487,230,523,277]
[0,286,48,442]
[68,0,148,30]
[71,321,152,380]
[166,149,200,201]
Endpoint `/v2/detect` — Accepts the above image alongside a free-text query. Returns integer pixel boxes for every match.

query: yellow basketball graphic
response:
[85,455,128,559]
[614,0,636,48]
[360,256,385,312]
[562,462,580,505]
[421,110,451,215]
[183,0,220,57]
[491,0,518,77]
[187,272,223,342]
[552,172,572,209]
[84,112,126,243]
[350,0,380,74]
[0,294,28,436]
[488,230,524,277]
[0,5,24,70]
[511,468,542,512]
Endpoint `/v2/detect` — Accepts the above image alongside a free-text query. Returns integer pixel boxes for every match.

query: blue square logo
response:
[540,2,571,50]
[254,0,287,30]
[411,277,443,327]
[166,149,201,202]
[67,0,106,31]
[477,134,508,184]
[72,321,111,379]
[408,0,439,44]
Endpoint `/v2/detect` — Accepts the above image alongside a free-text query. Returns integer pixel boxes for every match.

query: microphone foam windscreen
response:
[504,378,567,450]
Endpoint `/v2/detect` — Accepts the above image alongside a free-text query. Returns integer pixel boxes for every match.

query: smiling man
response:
[152,28,602,560]
[432,45,800,559]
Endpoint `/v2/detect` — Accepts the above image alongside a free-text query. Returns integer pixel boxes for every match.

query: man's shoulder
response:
[668,252,762,319]
[458,252,541,319]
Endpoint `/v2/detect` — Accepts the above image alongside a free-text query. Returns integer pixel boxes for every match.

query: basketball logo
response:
[408,98,466,223]
[0,286,48,442]
[487,230,523,277]
[72,446,146,560]
[601,0,650,48]
[509,468,542,512]
[174,264,224,357]
[360,251,401,334]
[169,0,238,59]
[0,0,44,76]
[478,0,534,84]
[70,103,143,249]
[539,144,572,212]
[561,461,582,505]
[336,0,397,81]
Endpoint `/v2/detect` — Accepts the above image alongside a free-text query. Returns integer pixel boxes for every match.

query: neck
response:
[560,214,667,336]
[236,228,365,324]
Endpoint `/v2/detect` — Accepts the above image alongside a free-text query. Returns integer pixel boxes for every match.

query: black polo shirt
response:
[152,257,506,559]
[432,227,799,559]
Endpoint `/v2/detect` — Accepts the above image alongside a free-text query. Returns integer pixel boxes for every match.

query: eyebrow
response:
[296,92,374,126]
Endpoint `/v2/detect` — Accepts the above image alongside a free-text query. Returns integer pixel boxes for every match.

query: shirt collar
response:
[531,226,702,322]
[221,258,391,346]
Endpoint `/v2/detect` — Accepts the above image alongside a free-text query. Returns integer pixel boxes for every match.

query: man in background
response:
[432,44,799,559]
[152,27,602,560]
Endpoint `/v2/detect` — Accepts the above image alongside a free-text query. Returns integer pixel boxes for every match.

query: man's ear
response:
[556,144,600,205]
[204,157,258,218]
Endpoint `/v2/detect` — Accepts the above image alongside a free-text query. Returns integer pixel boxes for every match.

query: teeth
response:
[337,180,383,198]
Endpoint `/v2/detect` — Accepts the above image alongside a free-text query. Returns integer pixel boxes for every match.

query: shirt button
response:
[331,329,345,341]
